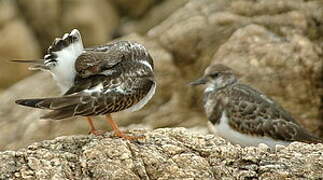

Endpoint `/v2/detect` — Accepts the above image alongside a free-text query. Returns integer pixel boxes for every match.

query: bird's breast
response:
[208,112,290,148]
[203,93,217,118]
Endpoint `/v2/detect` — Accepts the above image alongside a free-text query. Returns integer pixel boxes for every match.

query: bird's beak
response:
[10,59,49,70]
[189,77,208,86]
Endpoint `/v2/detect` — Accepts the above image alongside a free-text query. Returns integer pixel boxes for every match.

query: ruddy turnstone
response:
[190,64,322,148]
[14,29,156,139]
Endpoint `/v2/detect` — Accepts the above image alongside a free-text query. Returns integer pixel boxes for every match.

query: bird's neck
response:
[205,78,237,94]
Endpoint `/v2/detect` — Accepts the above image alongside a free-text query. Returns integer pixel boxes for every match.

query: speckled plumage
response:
[191,64,322,148]
[15,29,155,137]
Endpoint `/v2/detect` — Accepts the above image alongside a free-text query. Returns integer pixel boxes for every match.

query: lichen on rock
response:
[0,128,322,179]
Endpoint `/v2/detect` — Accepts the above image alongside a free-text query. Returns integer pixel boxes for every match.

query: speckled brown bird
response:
[190,64,322,148]
[14,29,156,139]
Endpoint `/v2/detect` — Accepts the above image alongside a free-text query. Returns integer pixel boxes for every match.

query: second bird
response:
[190,64,322,148]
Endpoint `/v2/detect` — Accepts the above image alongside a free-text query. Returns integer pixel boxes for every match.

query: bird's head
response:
[75,52,102,78]
[189,64,238,92]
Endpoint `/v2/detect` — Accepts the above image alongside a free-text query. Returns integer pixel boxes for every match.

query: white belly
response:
[123,82,156,112]
[208,111,290,148]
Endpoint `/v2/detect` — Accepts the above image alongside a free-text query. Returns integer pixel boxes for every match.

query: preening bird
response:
[14,29,156,139]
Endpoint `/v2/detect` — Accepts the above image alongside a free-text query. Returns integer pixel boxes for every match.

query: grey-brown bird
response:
[14,29,156,139]
[190,64,322,148]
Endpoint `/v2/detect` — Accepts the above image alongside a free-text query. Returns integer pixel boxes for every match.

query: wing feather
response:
[16,78,154,120]
[223,83,322,143]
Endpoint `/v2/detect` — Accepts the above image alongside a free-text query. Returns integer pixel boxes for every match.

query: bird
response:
[190,64,322,148]
[13,29,156,140]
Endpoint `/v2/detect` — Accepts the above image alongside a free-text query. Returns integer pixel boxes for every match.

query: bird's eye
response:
[210,73,219,78]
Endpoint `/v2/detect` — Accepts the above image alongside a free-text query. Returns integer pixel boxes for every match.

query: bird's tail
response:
[15,96,83,120]
[45,29,84,64]
[300,132,323,144]
[11,29,84,71]
[307,135,323,144]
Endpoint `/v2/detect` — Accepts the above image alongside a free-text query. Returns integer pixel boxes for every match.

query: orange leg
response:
[105,114,143,140]
[85,116,103,136]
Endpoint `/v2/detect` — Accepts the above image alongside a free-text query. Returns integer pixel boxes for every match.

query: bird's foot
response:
[113,131,145,140]
[88,129,105,136]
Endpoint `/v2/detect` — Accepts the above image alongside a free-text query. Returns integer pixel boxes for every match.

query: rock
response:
[148,0,323,64]
[61,0,120,46]
[111,0,155,18]
[16,0,61,50]
[0,73,61,150]
[0,128,322,179]
[0,0,322,150]
[148,0,235,64]
[17,0,120,49]
[119,0,189,34]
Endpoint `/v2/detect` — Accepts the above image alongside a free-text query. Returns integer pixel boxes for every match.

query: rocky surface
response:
[0,128,322,179]
[0,0,322,150]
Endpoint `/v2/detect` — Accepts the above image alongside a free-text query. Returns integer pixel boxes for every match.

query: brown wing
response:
[64,75,110,95]
[16,77,155,120]
[223,84,322,143]
[75,41,153,76]
[74,51,124,75]
[85,41,153,69]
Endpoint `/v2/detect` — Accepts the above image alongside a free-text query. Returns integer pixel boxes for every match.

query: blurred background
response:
[0,0,322,150]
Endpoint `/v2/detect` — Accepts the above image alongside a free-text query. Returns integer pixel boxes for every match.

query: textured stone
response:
[149,0,323,63]
[0,128,322,179]
[111,0,155,17]
[0,0,322,151]
[61,0,120,46]
[17,0,119,49]
[119,0,189,34]
[0,73,61,150]
[16,0,61,49]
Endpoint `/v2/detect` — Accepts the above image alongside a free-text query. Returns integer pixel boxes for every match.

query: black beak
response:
[10,59,44,64]
[10,59,49,70]
[189,77,208,86]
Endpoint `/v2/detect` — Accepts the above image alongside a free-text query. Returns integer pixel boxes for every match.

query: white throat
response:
[204,84,215,93]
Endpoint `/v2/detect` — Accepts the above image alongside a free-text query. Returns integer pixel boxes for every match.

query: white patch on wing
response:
[49,29,84,93]
[208,111,290,149]
[44,54,51,59]
[124,82,156,112]
[83,83,104,94]
[99,69,116,76]
[139,60,153,71]
[62,33,69,39]
[104,86,126,94]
